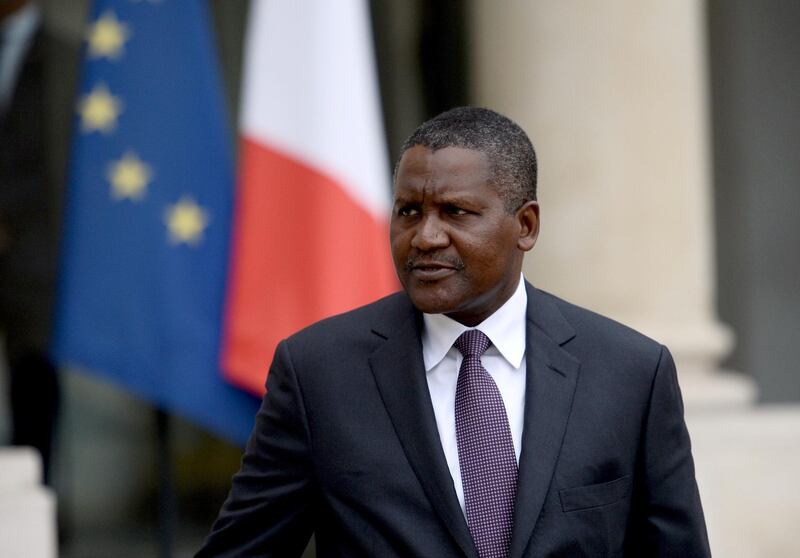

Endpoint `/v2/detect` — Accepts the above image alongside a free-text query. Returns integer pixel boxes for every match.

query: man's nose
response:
[411,214,449,250]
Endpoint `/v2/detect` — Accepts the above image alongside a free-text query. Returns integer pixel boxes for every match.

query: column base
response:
[687,404,800,557]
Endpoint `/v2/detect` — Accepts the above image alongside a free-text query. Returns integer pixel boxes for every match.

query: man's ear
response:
[516,201,539,252]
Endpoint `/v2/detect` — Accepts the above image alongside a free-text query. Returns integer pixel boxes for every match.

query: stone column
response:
[469,0,752,405]
[469,8,800,555]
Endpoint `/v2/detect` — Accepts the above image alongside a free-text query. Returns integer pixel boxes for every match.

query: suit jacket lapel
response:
[368,295,478,558]
[509,284,580,558]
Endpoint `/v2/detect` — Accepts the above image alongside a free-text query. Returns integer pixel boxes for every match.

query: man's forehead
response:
[397,146,491,182]
[393,181,487,202]
[400,143,489,163]
[394,152,496,205]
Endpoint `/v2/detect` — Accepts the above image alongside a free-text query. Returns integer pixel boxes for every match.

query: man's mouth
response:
[406,258,463,281]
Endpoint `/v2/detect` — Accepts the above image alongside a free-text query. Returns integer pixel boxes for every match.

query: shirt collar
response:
[421,274,528,371]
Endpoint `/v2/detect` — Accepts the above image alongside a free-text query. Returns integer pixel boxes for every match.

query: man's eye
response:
[445,205,469,216]
[398,206,419,217]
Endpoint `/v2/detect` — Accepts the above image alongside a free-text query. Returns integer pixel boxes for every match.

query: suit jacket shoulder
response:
[280,290,415,370]
[532,287,665,380]
[537,288,660,347]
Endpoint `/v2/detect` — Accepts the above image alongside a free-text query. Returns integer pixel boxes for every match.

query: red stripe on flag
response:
[222,137,398,394]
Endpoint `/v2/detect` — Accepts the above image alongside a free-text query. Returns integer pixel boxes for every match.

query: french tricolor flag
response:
[222,0,398,395]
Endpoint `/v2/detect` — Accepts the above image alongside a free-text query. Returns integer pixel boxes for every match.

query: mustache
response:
[404,253,465,272]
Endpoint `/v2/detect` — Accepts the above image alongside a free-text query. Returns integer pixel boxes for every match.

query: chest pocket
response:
[559,474,632,512]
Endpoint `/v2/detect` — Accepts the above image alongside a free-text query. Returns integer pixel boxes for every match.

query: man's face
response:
[390,145,539,326]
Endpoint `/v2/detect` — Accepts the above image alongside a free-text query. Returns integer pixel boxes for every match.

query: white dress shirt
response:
[422,274,528,514]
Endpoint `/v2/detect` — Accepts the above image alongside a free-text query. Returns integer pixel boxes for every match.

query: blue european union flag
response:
[53,0,260,445]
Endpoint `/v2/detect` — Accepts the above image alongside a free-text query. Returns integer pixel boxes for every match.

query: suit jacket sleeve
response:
[196,340,314,557]
[626,345,711,557]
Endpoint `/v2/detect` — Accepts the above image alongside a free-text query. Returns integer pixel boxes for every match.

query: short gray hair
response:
[396,106,537,211]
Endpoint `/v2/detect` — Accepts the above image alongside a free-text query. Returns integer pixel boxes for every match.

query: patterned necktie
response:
[454,329,518,558]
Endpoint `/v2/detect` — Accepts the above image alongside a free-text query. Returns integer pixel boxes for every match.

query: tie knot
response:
[454,330,491,358]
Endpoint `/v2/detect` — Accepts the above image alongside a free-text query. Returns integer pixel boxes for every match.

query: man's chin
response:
[406,289,462,316]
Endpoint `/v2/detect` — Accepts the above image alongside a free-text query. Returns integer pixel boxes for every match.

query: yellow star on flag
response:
[107,152,152,201]
[87,10,130,60]
[164,197,209,246]
[77,83,123,134]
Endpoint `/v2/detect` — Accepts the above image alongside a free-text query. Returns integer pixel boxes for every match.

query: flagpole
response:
[156,409,175,558]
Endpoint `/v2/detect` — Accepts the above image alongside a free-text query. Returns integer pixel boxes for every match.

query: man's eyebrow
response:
[392,193,418,203]
[436,192,484,205]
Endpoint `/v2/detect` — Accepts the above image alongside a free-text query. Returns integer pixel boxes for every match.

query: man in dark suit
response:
[0,0,60,482]
[198,107,710,557]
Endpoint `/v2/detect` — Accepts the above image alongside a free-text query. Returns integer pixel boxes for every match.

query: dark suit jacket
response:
[198,283,710,557]
[0,28,56,357]
[1,25,65,475]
